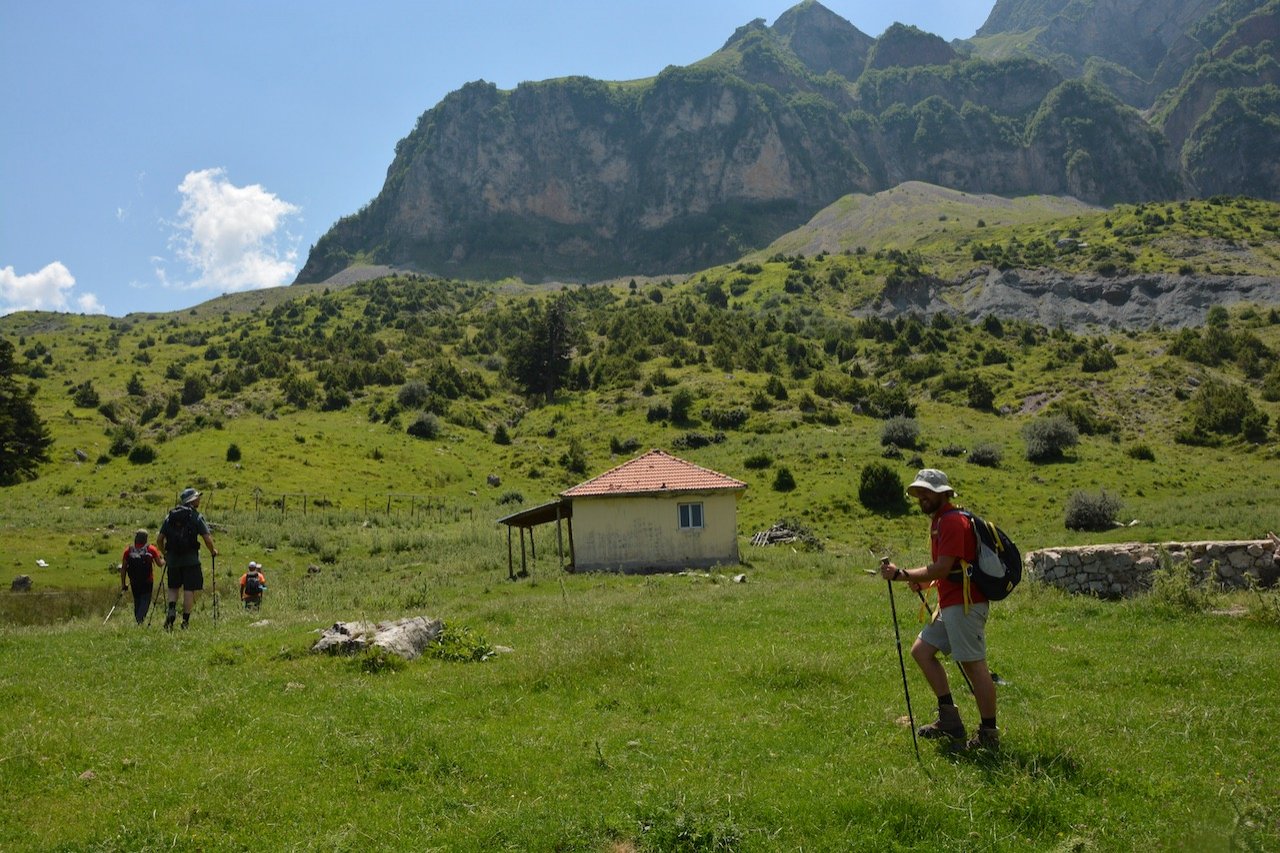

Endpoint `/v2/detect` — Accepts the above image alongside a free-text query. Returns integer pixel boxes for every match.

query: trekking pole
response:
[211,552,219,627]
[880,559,921,764]
[147,562,168,628]
[104,587,123,625]
[912,587,976,696]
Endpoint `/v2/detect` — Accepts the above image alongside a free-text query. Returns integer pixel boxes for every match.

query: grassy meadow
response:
[2,193,1280,849]
[2,518,1279,851]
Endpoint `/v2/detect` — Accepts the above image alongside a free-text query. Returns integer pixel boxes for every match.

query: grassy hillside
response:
[2,194,1280,594]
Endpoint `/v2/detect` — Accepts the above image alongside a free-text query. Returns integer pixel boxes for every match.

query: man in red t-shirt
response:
[881,468,999,751]
[119,529,165,625]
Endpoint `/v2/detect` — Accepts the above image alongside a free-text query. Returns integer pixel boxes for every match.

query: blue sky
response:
[1,1,994,317]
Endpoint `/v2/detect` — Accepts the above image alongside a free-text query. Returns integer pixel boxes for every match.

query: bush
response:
[127,444,156,465]
[1148,550,1215,615]
[967,376,995,411]
[1022,415,1079,462]
[226,443,241,462]
[493,424,511,445]
[968,443,1002,468]
[858,462,906,512]
[646,402,670,423]
[1126,443,1155,461]
[1188,378,1261,437]
[879,416,920,449]
[743,452,773,469]
[70,380,99,408]
[772,467,796,492]
[670,388,695,424]
[703,406,749,430]
[1064,489,1122,531]
[496,491,524,505]
[609,436,642,454]
[407,412,441,439]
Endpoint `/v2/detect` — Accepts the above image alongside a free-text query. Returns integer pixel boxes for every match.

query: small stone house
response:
[562,449,748,572]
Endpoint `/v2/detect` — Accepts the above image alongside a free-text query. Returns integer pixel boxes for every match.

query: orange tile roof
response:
[561,449,747,498]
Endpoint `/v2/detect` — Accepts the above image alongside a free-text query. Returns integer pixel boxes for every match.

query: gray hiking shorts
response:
[919,601,989,663]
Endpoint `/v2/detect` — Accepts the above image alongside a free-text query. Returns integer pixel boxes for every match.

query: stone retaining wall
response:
[1027,540,1280,599]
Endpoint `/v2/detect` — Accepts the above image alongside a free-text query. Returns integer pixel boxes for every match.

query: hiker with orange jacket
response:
[239,561,266,610]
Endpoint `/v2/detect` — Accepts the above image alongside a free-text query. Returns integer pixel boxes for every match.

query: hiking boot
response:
[163,613,175,632]
[961,725,1000,752]
[917,703,966,741]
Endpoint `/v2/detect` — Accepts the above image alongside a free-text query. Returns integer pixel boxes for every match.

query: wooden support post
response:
[507,526,515,580]
[556,503,565,572]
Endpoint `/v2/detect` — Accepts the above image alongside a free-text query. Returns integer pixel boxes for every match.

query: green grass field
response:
[1,524,1278,851]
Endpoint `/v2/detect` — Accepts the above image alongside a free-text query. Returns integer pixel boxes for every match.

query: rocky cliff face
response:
[872,267,1280,330]
[296,0,1279,285]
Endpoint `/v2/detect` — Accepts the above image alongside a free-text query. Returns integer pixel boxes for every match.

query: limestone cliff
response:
[296,0,1277,285]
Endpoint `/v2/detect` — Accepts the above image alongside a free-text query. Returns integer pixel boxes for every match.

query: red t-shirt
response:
[931,504,984,608]
[121,544,162,583]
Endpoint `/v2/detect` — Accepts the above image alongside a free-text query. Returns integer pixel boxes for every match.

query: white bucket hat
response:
[906,468,956,497]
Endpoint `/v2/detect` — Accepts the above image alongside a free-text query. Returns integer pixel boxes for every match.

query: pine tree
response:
[0,338,54,485]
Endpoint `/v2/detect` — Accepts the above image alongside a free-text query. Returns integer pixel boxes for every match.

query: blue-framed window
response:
[678,502,704,530]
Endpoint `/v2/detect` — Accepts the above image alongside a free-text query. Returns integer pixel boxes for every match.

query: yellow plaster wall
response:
[571,492,741,571]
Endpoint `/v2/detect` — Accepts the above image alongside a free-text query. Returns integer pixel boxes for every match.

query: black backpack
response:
[953,509,1022,601]
[164,505,200,553]
[124,545,152,584]
[244,571,264,596]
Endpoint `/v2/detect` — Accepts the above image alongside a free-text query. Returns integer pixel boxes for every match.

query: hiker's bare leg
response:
[183,589,196,615]
[960,659,997,719]
[911,637,951,697]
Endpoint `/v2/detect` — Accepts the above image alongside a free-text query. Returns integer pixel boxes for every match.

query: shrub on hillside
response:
[646,402,670,422]
[858,462,906,512]
[1022,415,1079,462]
[880,416,921,449]
[670,388,695,425]
[609,436,641,455]
[127,444,156,465]
[1187,378,1261,437]
[1064,489,1122,531]
[493,423,511,445]
[70,380,99,408]
[226,443,241,462]
[1126,443,1155,461]
[772,467,796,492]
[968,443,1002,468]
[967,376,995,411]
[743,452,773,469]
[703,406,748,430]
[407,412,441,440]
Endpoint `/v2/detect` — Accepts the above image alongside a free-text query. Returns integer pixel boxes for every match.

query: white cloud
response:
[0,262,104,315]
[168,168,300,293]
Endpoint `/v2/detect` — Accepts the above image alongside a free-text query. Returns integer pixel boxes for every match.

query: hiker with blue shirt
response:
[880,468,1000,751]
[156,488,218,631]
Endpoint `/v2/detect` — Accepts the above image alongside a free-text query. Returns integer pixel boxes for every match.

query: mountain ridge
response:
[288,0,1277,286]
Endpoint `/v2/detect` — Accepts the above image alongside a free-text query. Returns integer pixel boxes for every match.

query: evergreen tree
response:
[0,338,54,485]
[506,295,578,402]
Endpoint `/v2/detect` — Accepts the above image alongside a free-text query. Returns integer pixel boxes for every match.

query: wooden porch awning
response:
[495,500,574,579]
[496,499,573,528]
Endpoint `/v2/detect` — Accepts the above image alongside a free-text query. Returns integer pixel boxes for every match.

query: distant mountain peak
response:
[770,0,874,80]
